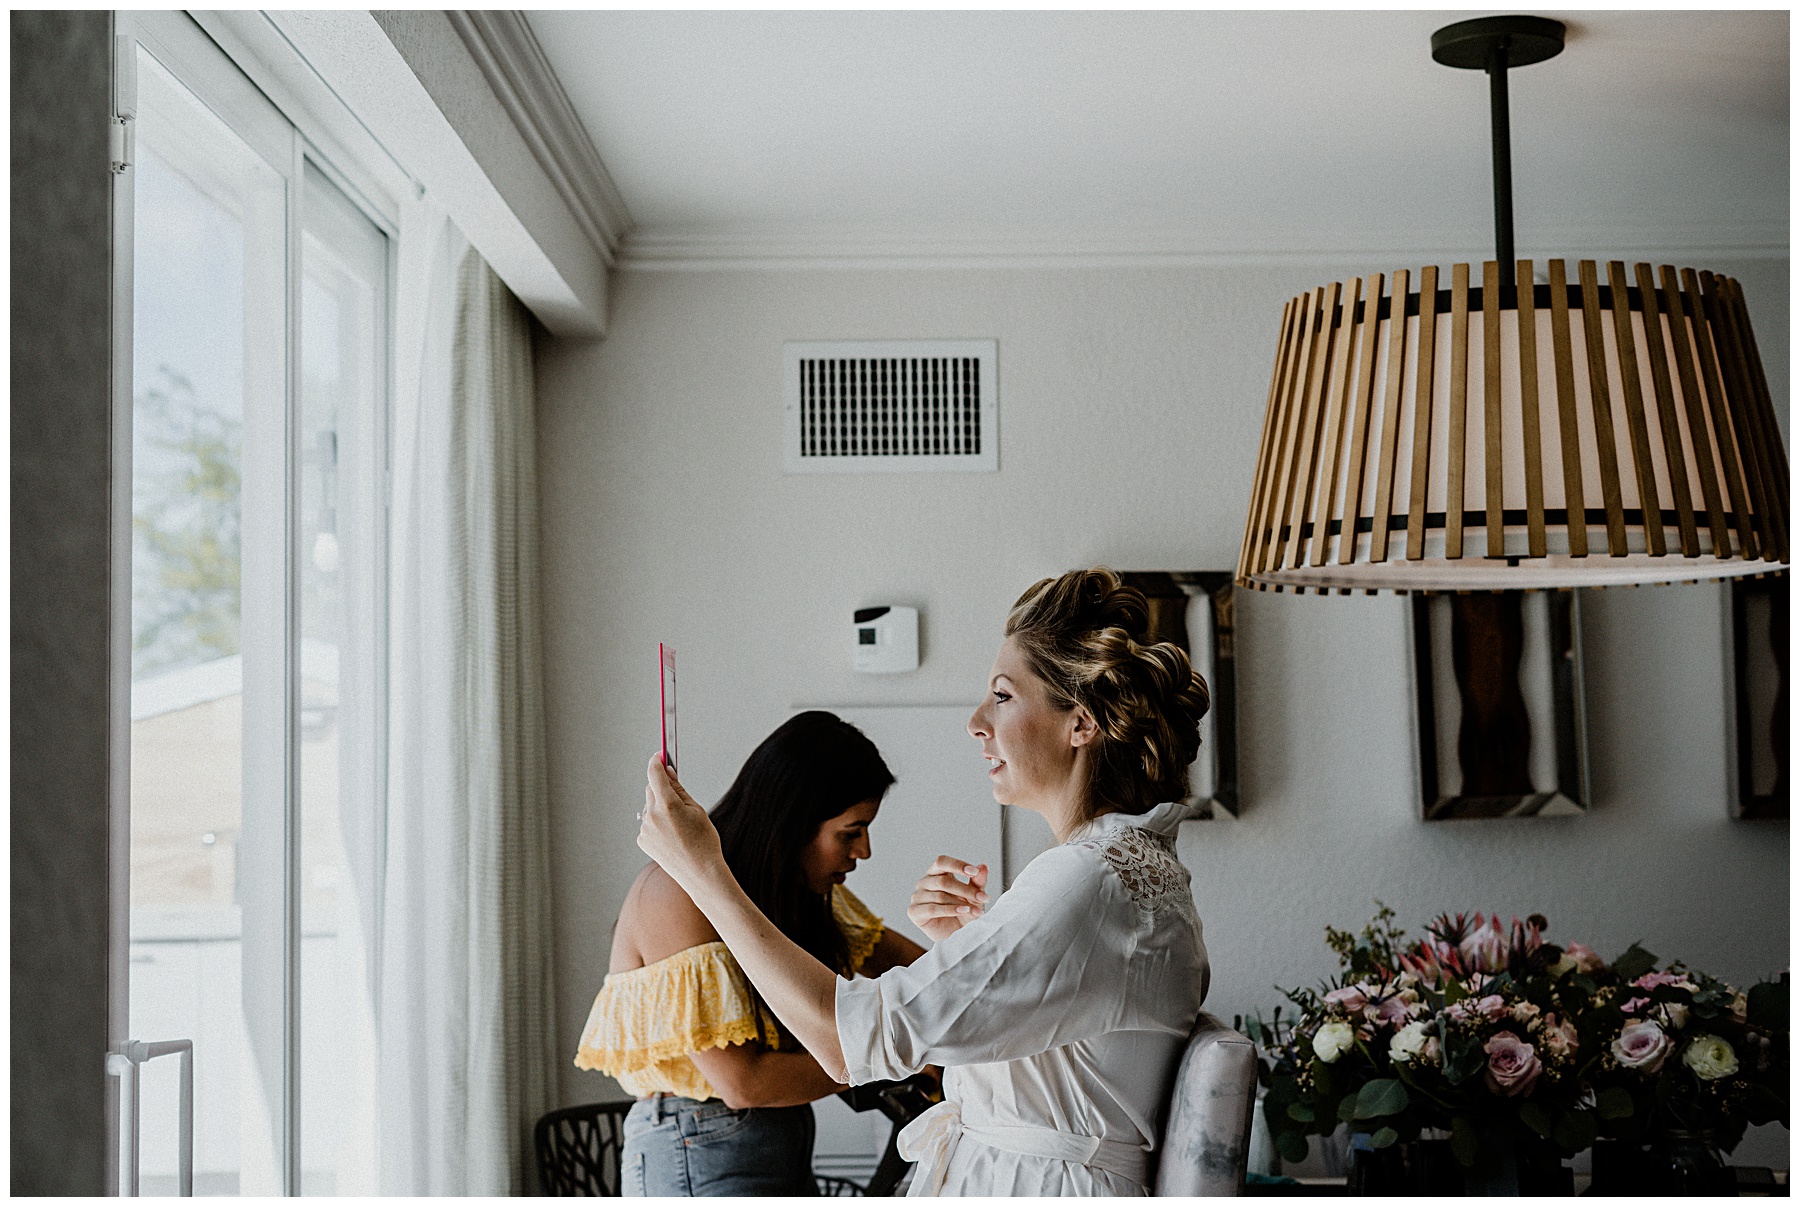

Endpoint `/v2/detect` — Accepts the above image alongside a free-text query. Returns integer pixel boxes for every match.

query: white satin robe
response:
[835,802,1210,1196]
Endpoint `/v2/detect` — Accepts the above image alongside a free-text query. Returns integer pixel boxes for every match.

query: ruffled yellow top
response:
[575,884,884,1101]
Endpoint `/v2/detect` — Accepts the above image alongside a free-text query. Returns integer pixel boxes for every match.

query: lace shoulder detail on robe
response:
[1068,822,1193,915]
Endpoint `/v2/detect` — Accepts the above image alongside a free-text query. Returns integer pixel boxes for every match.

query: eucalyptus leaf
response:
[1519,1101,1552,1136]
[1450,1116,1479,1168]
[1442,1032,1485,1087]
[1612,943,1658,983]
[1552,1109,1597,1155]
[1371,1126,1399,1150]
[1353,1078,1410,1120]
[1337,1095,1360,1123]
[1276,1130,1309,1164]
[1287,1102,1315,1123]
[1595,1088,1635,1120]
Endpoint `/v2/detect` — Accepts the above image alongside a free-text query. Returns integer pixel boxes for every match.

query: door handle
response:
[108,1039,193,1196]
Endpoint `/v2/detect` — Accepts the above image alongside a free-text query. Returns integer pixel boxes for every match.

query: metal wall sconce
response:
[1412,590,1589,818]
[1728,577,1788,819]
[1121,572,1239,818]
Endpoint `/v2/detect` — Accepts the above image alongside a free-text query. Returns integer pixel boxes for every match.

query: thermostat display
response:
[852,606,919,674]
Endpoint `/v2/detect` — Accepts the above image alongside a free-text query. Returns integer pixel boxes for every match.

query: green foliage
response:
[1551,1109,1597,1155]
[1370,1126,1399,1150]
[1440,1029,1486,1087]
[131,365,242,678]
[1450,1115,1480,1168]
[1595,1088,1635,1120]
[1611,943,1658,983]
[1323,901,1406,980]
[1353,1079,1409,1120]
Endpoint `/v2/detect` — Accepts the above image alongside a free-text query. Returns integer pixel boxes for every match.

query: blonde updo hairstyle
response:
[1004,568,1211,821]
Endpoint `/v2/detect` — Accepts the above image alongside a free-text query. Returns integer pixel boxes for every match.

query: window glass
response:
[297,162,388,1196]
[128,44,287,1196]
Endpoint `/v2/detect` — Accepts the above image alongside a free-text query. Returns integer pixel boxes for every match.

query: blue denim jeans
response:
[621,1094,817,1197]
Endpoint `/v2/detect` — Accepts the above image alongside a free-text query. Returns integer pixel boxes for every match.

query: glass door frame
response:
[110,11,397,1194]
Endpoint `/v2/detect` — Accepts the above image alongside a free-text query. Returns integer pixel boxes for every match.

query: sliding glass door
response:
[118,13,389,1195]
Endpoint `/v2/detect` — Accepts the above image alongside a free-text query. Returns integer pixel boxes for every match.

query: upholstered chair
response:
[1153,1011,1259,1196]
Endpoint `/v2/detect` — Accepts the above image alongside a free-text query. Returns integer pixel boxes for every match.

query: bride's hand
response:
[638,754,725,894]
[907,856,989,943]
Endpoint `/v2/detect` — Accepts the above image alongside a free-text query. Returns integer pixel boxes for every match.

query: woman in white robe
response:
[638,568,1213,1196]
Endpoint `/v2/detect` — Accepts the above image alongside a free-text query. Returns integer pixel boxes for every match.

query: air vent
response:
[784,340,998,473]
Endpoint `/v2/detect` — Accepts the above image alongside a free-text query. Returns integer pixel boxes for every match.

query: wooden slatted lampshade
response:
[1235,260,1789,593]
[1235,17,1788,594]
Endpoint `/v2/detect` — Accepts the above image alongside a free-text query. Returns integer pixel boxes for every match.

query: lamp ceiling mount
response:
[1430,15,1566,71]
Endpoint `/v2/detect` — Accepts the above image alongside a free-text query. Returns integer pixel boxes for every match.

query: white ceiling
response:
[526,9,1788,262]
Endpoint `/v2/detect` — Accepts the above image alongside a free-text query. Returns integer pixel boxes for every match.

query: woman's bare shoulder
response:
[610,863,722,972]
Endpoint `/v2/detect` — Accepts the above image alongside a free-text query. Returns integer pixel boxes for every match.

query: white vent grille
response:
[784,340,998,472]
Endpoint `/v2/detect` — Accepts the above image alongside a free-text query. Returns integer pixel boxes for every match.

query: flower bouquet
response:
[1244,904,1788,1186]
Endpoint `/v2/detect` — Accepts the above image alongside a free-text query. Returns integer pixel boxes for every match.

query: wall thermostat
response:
[852,606,919,674]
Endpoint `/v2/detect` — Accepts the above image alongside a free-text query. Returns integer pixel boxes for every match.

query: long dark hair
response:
[711,711,894,1036]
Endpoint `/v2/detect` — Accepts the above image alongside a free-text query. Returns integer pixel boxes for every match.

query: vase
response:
[1347,1139,1468,1196]
[1589,1138,1653,1195]
[1656,1129,1732,1196]
[1593,1132,1734,1197]
[1448,1128,1573,1197]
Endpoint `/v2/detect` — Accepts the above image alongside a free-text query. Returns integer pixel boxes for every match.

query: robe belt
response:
[897,1100,1149,1194]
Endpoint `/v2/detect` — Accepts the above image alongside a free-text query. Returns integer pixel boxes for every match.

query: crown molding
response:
[619,223,1789,272]
[448,10,633,266]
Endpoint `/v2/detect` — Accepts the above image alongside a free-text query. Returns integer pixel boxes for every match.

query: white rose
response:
[1681,1034,1739,1081]
[1389,1020,1433,1065]
[1313,1020,1356,1064]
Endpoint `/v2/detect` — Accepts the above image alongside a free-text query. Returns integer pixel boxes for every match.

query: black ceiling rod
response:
[1486,37,1515,271]
[1431,15,1566,269]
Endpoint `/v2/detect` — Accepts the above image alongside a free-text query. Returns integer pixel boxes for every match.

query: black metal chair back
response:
[535,1100,633,1196]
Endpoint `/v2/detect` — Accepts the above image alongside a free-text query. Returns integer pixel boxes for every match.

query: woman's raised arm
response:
[636,754,850,1081]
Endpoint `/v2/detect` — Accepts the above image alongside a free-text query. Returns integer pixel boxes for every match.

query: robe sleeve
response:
[834,843,1136,1083]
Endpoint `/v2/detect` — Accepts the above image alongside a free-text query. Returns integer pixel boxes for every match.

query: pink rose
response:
[1325,985,1370,1012]
[1563,942,1605,973]
[1473,994,1507,1022]
[1484,1033,1543,1097]
[1611,1020,1672,1072]
[1634,971,1696,993]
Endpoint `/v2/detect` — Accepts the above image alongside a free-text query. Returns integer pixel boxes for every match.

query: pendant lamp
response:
[1235,17,1788,594]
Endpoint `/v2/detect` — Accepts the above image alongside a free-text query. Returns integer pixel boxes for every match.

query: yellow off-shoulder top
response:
[574,884,885,1101]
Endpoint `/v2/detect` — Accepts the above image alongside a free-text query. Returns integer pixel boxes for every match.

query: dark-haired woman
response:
[576,710,927,1196]
[638,569,1212,1195]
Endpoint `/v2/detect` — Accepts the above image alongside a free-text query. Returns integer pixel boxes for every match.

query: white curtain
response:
[379,203,559,1195]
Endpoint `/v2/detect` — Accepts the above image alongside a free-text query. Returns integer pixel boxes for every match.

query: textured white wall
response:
[534,257,1788,1161]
